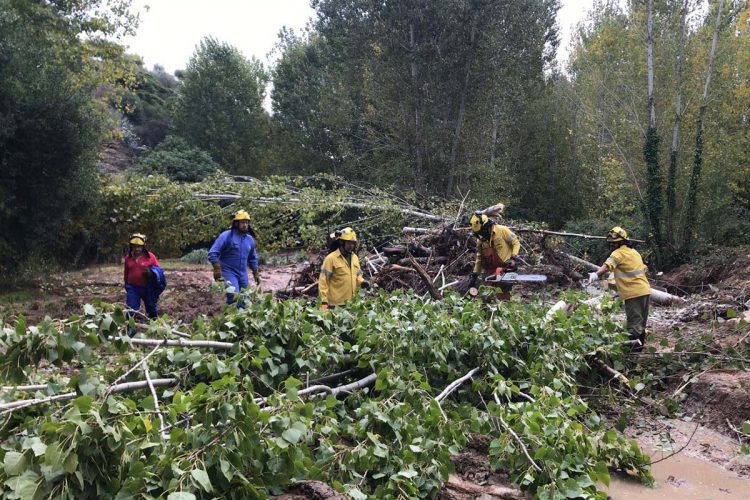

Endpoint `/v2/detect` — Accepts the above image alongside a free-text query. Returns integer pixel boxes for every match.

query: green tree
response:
[139,136,221,182]
[174,37,269,175]
[0,0,138,275]
[121,63,178,147]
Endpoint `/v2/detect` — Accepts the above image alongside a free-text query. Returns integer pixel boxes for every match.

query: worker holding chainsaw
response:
[319,227,370,309]
[588,226,650,351]
[468,210,521,300]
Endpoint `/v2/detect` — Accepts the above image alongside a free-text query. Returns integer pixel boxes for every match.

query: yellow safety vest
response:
[604,246,651,300]
[473,224,520,274]
[319,249,364,306]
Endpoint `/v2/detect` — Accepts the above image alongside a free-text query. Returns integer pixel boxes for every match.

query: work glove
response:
[321,303,329,311]
[506,257,519,271]
[253,269,261,286]
[588,272,599,283]
[212,263,223,281]
[360,280,371,290]
[469,272,479,288]
[141,268,153,279]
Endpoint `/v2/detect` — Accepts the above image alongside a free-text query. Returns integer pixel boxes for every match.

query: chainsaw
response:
[484,271,547,285]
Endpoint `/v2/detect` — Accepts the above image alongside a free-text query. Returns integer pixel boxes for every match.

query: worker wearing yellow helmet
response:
[468,209,520,296]
[208,210,261,306]
[589,226,651,350]
[319,227,370,309]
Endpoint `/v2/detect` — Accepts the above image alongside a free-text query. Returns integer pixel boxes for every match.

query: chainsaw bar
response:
[484,272,547,284]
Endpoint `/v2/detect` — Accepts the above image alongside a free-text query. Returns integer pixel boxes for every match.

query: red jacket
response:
[124,252,160,287]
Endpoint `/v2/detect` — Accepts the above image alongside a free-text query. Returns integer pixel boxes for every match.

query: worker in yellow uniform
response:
[319,227,370,309]
[468,211,521,299]
[589,226,651,351]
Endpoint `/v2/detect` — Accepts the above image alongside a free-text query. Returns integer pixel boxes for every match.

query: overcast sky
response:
[124,0,596,74]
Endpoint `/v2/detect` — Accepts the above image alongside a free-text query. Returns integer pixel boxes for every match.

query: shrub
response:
[139,136,221,182]
[180,248,209,264]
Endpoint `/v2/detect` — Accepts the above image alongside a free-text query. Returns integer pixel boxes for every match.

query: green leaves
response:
[0,290,652,498]
[281,422,307,445]
[190,469,213,493]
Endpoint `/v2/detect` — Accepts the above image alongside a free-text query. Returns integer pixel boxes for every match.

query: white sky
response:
[124,0,595,74]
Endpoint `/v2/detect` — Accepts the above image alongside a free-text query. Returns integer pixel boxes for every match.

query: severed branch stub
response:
[408,254,443,299]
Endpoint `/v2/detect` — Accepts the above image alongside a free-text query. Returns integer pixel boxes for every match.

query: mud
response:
[0,261,300,325]
[275,480,347,500]
[684,370,750,437]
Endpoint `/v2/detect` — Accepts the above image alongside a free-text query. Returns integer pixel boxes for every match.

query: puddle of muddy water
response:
[606,453,750,499]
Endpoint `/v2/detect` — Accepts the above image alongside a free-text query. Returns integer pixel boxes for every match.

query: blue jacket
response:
[145,265,167,306]
[208,229,259,277]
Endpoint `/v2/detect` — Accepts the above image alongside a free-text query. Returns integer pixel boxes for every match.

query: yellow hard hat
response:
[233,210,251,222]
[607,226,629,242]
[129,233,146,246]
[337,227,357,242]
[470,212,489,233]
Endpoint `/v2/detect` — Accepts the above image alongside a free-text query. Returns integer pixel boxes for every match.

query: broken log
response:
[408,255,443,300]
[445,475,525,499]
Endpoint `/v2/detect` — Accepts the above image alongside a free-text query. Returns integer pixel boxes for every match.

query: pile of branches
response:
[279,221,594,300]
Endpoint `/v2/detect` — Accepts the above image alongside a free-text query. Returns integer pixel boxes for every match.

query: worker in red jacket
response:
[124,233,160,327]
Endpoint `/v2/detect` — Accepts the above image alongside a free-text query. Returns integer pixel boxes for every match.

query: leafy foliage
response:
[0,291,653,498]
[174,37,269,175]
[139,136,221,182]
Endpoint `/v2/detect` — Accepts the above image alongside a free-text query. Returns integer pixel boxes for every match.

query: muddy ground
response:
[0,260,308,325]
[2,253,750,498]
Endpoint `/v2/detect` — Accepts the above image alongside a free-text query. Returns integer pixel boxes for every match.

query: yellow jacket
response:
[319,249,364,306]
[473,224,520,273]
[604,246,651,300]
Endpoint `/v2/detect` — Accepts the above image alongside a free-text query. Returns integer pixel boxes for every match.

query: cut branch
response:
[435,367,480,402]
[111,337,234,350]
[408,255,442,300]
[493,394,543,472]
[0,378,178,414]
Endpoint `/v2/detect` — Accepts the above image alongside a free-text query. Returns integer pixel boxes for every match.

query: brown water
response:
[606,454,750,499]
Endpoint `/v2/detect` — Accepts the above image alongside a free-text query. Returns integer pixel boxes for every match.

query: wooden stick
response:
[408,255,443,300]
[588,356,630,385]
[144,367,167,438]
[0,378,177,414]
[105,343,163,397]
[110,337,234,350]
[1,384,49,392]
[493,394,543,472]
[435,367,480,402]
[330,373,377,396]
[306,370,354,387]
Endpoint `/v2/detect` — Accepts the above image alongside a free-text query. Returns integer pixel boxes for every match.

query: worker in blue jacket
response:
[208,210,261,305]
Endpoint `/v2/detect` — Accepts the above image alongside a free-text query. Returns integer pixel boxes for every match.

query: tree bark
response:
[683,0,725,253]
[666,0,689,246]
[446,9,480,195]
[644,0,663,254]
[410,22,426,193]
